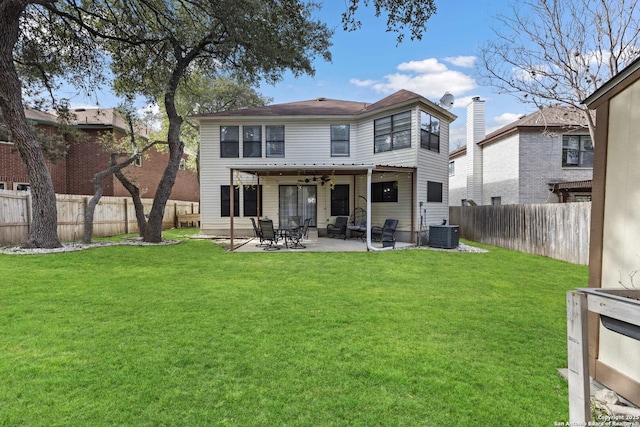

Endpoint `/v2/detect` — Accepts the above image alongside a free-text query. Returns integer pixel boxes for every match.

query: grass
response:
[0,229,587,426]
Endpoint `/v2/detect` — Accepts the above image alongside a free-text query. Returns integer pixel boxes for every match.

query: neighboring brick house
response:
[448,97,593,206]
[0,108,199,201]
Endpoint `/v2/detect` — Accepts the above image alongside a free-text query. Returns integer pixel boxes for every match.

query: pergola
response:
[226,163,417,251]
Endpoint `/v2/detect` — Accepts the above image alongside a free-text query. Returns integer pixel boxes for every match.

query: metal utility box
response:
[429,225,460,249]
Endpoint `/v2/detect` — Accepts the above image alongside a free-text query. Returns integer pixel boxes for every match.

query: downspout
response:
[366,168,393,252]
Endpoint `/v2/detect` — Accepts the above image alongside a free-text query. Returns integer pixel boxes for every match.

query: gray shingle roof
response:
[191,89,454,120]
[481,105,589,145]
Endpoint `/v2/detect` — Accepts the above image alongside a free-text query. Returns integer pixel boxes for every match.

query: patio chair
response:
[288,218,310,249]
[371,219,398,243]
[327,216,348,238]
[288,215,301,229]
[250,217,266,246]
[347,218,367,241]
[259,219,280,250]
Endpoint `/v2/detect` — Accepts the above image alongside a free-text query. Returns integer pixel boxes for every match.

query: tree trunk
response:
[83,188,103,244]
[0,0,61,248]
[144,85,184,243]
[114,169,147,237]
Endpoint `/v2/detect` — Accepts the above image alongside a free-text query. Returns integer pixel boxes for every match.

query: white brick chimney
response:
[466,97,485,204]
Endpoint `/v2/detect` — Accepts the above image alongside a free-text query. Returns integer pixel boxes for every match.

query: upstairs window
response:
[331,124,350,157]
[243,125,262,158]
[420,111,440,152]
[374,111,411,153]
[449,161,455,176]
[266,125,285,157]
[220,126,239,158]
[562,135,593,167]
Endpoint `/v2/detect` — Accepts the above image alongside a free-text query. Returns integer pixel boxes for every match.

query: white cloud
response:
[349,78,379,87]
[397,58,448,74]
[443,56,477,68]
[351,58,477,101]
[493,112,523,127]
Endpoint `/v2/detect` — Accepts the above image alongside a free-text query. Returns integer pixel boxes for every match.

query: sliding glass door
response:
[279,185,317,227]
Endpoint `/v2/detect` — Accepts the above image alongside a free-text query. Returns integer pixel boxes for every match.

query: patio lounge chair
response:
[371,219,398,243]
[259,219,280,250]
[250,217,266,246]
[288,218,310,249]
[327,216,348,238]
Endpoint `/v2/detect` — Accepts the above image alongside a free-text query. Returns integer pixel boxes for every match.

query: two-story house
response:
[194,89,456,243]
[0,108,200,202]
[449,97,593,206]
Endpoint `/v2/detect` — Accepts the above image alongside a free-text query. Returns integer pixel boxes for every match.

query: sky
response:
[254,1,538,150]
[61,1,538,151]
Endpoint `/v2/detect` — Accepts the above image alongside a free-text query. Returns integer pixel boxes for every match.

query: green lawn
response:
[0,230,587,426]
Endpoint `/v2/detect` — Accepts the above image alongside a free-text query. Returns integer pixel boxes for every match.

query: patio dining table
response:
[277,226,299,248]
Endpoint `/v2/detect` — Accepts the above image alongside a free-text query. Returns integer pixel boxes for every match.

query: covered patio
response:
[226,163,418,252]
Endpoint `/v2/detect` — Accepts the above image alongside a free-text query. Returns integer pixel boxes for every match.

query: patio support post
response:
[257,175,261,220]
[366,167,392,252]
[230,168,234,250]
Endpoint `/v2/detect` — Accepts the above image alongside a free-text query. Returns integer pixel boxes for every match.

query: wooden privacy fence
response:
[0,190,199,246]
[449,202,591,265]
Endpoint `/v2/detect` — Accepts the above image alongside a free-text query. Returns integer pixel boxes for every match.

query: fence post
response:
[567,290,591,424]
[124,198,129,234]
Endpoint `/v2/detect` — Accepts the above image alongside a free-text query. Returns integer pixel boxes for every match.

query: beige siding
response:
[599,79,640,383]
[417,115,451,228]
[198,101,455,240]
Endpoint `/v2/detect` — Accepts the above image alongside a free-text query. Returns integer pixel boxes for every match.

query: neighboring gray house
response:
[193,90,457,243]
[449,97,593,206]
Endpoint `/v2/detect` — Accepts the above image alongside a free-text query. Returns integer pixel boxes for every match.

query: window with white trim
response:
[266,125,285,157]
[562,135,593,167]
[243,125,262,158]
[420,111,440,152]
[374,111,411,153]
[220,126,239,158]
[330,124,350,157]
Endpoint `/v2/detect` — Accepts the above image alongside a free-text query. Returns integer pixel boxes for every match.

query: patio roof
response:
[227,163,415,176]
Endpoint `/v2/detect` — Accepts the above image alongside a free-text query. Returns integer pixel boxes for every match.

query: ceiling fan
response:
[298,175,331,185]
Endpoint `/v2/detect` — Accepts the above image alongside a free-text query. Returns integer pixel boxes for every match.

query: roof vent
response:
[316,97,327,101]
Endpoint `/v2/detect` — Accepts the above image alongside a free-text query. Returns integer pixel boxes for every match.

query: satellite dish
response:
[438,92,455,110]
